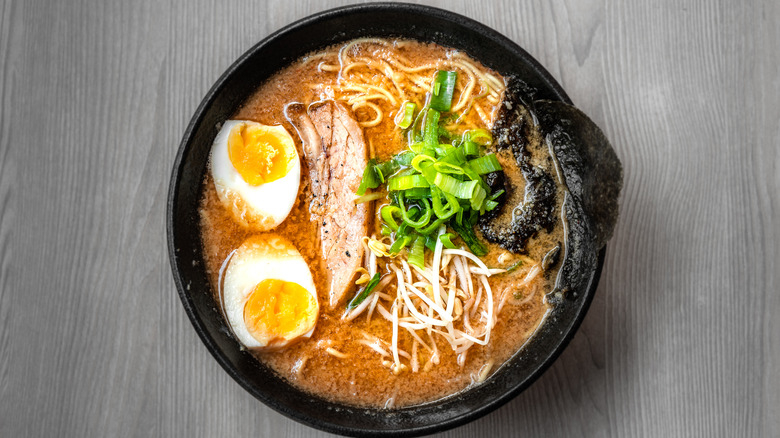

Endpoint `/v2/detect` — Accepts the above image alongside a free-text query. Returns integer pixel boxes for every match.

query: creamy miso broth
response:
[199,39,566,407]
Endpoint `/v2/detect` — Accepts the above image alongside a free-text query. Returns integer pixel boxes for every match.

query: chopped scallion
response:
[430,71,457,112]
[408,236,425,269]
[347,273,381,311]
[434,173,478,199]
[471,186,487,211]
[356,159,380,196]
[439,233,457,249]
[467,154,503,174]
[388,174,430,191]
[422,108,441,148]
[462,140,479,158]
[353,69,505,263]
[431,187,460,219]
[418,217,448,235]
[393,151,416,167]
[488,189,505,201]
[433,161,466,175]
[396,101,417,129]
[424,235,438,251]
[380,205,402,230]
[451,219,488,256]
[399,196,432,228]
[484,199,499,211]
[465,129,493,146]
[411,154,435,173]
[402,187,431,199]
[389,234,413,254]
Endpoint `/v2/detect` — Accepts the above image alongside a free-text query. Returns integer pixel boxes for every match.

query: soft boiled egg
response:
[211,120,300,230]
[222,234,319,350]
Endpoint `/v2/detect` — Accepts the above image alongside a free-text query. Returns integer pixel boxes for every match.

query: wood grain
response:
[0,0,777,436]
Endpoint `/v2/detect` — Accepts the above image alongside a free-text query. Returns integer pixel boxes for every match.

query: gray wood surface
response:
[1,0,778,436]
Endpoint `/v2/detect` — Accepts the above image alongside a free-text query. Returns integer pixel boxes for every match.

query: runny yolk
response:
[243,279,316,342]
[228,123,294,186]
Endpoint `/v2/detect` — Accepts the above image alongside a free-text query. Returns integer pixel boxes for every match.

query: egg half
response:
[222,234,319,350]
[211,120,300,230]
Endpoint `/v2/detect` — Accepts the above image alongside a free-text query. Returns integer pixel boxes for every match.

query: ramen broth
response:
[199,39,565,407]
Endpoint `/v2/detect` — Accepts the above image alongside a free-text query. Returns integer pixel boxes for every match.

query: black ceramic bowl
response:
[168,3,607,436]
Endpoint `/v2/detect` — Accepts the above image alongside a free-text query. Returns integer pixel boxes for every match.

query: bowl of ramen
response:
[167,3,622,436]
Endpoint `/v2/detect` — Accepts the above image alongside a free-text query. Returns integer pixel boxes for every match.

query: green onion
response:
[395,221,412,238]
[502,259,524,273]
[376,160,401,182]
[419,160,438,185]
[393,151,416,167]
[388,174,430,191]
[356,159,381,196]
[381,205,402,230]
[408,108,426,143]
[467,154,503,174]
[396,101,417,129]
[461,165,482,185]
[402,187,431,199]
[389,235,413,254]
[462,140,479,158]
[439,233,457,249]
[418,217,448,235]
[411,154,435,172]
[471,186,487,211]
[352,69,505,263]
[408,236,425,269]
[488,189,505,201]
[435,143,455,157]
[420,146,438,158]
[430,71,457,112]
[433,161,465,175]
[422,108,441,148]
[399,196,432,228]
[439,146,467,166]
[451,219,488,256]
[430,187,460,219]
[484,199,499,211]
[434,173,479,199]
[465,129,493,146]
[347,273,381,311]
[455,208,465,226]
[394,167,418,179]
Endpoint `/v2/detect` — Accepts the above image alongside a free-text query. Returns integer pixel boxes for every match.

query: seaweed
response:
[477,79,559,252]
[478,77,623,298]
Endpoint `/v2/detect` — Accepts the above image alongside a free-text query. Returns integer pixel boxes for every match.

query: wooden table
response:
[1,0,777,436]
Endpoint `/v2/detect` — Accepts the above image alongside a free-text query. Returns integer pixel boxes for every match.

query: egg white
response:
[222,234,318,350]
[210,120,301,230]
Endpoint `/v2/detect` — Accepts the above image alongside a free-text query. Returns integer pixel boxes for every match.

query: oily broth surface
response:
[199,39,562,407]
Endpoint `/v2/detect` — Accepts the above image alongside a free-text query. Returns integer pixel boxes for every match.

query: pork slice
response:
[284,103,329,218]
[286,101,369,308]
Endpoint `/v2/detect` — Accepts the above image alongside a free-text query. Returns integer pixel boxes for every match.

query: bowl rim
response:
[167,2,604,436]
